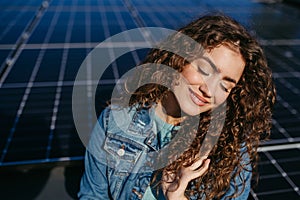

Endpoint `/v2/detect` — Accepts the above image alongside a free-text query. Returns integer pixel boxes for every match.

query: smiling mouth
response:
[189,88,209,106]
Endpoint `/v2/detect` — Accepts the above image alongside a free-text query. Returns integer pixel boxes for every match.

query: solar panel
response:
[0,0,299,199]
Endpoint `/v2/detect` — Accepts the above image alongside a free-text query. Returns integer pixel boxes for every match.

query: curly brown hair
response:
[125,14,276,199]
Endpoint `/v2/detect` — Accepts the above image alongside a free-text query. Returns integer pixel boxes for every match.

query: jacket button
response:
[117,148,125,156]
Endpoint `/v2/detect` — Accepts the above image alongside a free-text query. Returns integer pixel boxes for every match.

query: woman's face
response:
[173,45,245,116]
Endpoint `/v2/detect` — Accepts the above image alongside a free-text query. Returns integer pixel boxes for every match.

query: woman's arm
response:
[78,151,111,199]
[78,108,111,199]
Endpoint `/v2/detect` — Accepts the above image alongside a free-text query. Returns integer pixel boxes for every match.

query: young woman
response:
[78,14,276,200]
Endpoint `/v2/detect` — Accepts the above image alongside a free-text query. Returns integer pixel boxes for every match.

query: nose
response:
[199,75,220,99]
[198,84,211,98]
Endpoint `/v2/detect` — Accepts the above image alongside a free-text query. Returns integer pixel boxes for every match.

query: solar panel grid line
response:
[255,188,296,196]
[272,46,300,69]
[263,50,300,145]
[140,2,180,29]
[1,81,62,89]
[45,0,77,160]
[250,189,259,200]
[0,42,152,50]
[122,0,158,45]
[99,4,120,81]
[110,2,279,15]
[147,1,188,28]
[1,5,37,13]
[258,156,300,171]
[264,151,300,196]
[0,155,84,167]
[0,1,50,87]
[275,155,300,164]
[0,0,36,42]
[0,8,58,164]
[119,0,190,64]
[134,0,166,28]
[258,143,300,152]
[260,39,300,46]
[0,6,48,88]
[261,2,300,24]
[259,173,284,180]
[266,48,299,76]
[0,2,32,42]
[276,95,299,117]
[272,119,294,142]
[262,137,300,146]
[143,9,165,27]
[112,5,141,65]
[98,3,115,39]
[287,49,300,67]
[162,11,188,29]
[84,0,92,45]
[122,0,147,28]
[1,5,40,11]
[37,0,66,46]
[273,71,300,78]
[85,0,94,131]
[276,77,300,95]
[0,79,118,90]
[0,0,68,165]
[250,149,300,199]
[42,2,127,12]
[1,40,300,51]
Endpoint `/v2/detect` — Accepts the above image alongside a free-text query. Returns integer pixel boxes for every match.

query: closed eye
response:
[220,83,230,93]
[197,66,210,76]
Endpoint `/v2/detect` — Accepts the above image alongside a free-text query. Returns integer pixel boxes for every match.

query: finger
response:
[184,160,209,182]
[179,159,210,185]
[193,159,210,175]
[190,157,207,171]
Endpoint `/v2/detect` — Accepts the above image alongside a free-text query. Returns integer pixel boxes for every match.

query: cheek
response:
[214,91,230,106]
[181,67,202,84]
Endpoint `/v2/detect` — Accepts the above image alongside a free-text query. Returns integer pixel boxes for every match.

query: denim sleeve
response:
[221,146,252,200]
[78,108,111,199]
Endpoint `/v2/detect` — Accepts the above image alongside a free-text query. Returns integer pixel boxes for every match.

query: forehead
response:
[208,45,244,64]
[202,45,245,80]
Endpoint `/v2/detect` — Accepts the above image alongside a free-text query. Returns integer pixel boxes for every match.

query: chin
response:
[184,106,213,116]
[181,107,202,116]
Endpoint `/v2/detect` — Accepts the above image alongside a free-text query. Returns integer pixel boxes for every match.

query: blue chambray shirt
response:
[78,105,252,200]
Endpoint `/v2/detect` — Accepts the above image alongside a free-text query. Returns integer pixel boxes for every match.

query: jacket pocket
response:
[104,132,145,174]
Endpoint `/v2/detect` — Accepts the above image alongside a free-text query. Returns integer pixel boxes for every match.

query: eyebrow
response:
[202,56,237,84]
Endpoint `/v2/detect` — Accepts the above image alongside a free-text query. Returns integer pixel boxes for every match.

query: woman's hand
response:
[162,158,210,200]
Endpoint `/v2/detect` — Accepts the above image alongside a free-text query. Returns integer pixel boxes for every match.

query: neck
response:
[155,92,185,125]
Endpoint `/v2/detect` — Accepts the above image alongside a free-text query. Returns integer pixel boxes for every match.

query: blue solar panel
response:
[0,0,300,199]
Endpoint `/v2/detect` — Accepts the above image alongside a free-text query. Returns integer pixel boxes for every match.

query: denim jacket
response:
[78,105,252,200]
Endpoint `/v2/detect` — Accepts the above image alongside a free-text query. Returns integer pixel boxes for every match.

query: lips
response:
[188,88,209,106]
